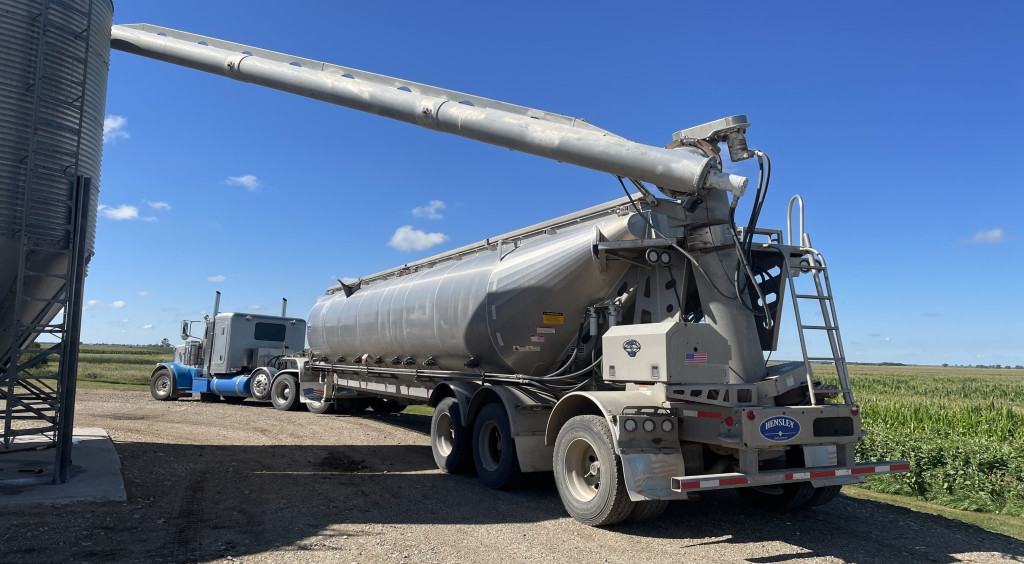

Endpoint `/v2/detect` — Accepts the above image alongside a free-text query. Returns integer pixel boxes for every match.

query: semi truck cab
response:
[151,309,306,403]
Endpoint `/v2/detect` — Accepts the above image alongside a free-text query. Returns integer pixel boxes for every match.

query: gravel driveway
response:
[4,390,1023,564]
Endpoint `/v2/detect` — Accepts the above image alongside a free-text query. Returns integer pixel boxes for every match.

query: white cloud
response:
[145,201,171,211]
[138,290,151,296]
[103,115,129,144]
[387,225,448,252]
[248,304,262,310]
[880,336,891,342]
[110,300,126,308]
[412,200,446,220]
[98,204,139,220]
[208,274,226,283]
[84,299,100,310]
[960,228,1011,244]
[226,175,260,191]
[142,324,154,329]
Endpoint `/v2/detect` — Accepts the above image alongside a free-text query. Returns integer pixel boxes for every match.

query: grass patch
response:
[843,486,1024,541]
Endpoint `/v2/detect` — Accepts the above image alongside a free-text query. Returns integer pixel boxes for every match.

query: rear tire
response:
[472,403,523,489]
[431,397,472,474]
[625,500,669,522]
[370,398,407,414]
[307,399,334,414]
[553,415,635,526]
[149,368,175,401]
[736,481,817,511]
[270,374,301,411]
[803,485,842,508]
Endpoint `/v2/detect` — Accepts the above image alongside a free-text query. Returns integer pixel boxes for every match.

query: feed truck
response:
[114,23,910,525]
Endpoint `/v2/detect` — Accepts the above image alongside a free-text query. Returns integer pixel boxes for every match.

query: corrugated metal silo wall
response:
[0,0,113,358]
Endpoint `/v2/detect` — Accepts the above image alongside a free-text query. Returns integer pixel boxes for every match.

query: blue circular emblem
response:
[306,324,313,332]
[759,415,801,442]
[622,339,641,357]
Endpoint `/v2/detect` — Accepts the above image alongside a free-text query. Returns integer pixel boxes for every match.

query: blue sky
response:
[85,1,1022,366]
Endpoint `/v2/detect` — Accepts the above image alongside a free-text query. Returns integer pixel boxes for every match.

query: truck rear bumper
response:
[670,460,910,493]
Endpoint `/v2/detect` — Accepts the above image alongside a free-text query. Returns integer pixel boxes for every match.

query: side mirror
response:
[180,320,190,341]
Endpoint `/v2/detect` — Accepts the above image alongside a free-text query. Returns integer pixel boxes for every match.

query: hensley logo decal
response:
[759,415,801,442]
[622,339,641,357]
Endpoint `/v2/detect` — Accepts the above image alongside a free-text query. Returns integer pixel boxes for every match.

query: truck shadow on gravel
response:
[7,438,1024,564]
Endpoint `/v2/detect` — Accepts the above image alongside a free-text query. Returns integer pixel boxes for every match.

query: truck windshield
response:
[254,322,286,342]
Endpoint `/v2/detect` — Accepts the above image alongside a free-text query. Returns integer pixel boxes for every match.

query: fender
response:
[155,362,202,391]
[427,381,479,427]
[466,385,557,473]
[545,391,686,501]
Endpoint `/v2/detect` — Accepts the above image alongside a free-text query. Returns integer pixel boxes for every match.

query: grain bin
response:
[0,0,113,363]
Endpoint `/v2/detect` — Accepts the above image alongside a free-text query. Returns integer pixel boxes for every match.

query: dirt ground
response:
[3,390,1024,564]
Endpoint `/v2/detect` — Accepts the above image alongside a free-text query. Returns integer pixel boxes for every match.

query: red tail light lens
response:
[746,411,756,420]
[851,407,860,416]
[725,416,735,426]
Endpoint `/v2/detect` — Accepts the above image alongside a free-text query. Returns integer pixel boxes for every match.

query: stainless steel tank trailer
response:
[114,23,910,525]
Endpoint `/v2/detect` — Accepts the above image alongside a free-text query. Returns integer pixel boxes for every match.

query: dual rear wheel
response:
[429,399,522,489]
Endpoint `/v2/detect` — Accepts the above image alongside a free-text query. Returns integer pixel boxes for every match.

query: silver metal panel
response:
[308,212,634,375]
[208,313,306,375]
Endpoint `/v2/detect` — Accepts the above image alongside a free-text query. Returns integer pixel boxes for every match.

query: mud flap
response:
[619,451,690,501]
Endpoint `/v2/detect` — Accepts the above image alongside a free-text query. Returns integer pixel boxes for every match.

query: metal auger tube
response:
[110,24,732,197]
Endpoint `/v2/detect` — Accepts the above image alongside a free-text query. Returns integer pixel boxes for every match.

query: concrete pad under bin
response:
[0,427,126,506]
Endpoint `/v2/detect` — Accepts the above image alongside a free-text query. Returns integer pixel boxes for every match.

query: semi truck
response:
[152,293,408,414]
[118,23,911,525]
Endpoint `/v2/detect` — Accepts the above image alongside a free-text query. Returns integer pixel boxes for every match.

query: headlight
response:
[623,418,637,432]
[661,419,674,432]
[642,419,656,432]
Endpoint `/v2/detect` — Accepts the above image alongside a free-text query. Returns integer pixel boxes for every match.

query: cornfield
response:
[817,364,1024,516]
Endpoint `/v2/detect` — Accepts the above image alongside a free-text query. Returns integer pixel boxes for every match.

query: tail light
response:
[725,416,735,426]
[851,407,860,416]
[746,411,756,421]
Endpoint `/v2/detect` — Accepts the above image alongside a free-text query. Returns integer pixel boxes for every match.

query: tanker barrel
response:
[110,24,736,197]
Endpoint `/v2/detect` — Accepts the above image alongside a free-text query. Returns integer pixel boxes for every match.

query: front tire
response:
[553,415,635,526]
[270,374,301,411]
[431,397,472,474]
[472,403,523,489]
[149,368,175,401]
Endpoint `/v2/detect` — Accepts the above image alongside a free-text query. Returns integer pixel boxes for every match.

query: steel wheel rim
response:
[252,373,269,397]
[478,420,502,472]
[274,379,291,400]
[435,412,454,456]
[155,375,170,396]
[564,437,601,502]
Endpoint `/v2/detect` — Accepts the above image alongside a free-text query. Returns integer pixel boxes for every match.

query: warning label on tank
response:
[513,346,541,352]
[530,334,545,343]
[542,312,564,325]
[535,325,556,334]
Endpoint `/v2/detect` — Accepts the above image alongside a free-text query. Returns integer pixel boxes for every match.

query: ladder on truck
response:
[784,196,855,407]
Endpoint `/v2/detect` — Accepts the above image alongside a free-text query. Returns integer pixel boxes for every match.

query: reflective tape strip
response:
[682,410,722,419]
[677,476,749,490]
[890,463,911,472]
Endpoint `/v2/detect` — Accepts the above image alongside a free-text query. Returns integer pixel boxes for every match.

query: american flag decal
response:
[686,352,707,364]
[302,387,324,400]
